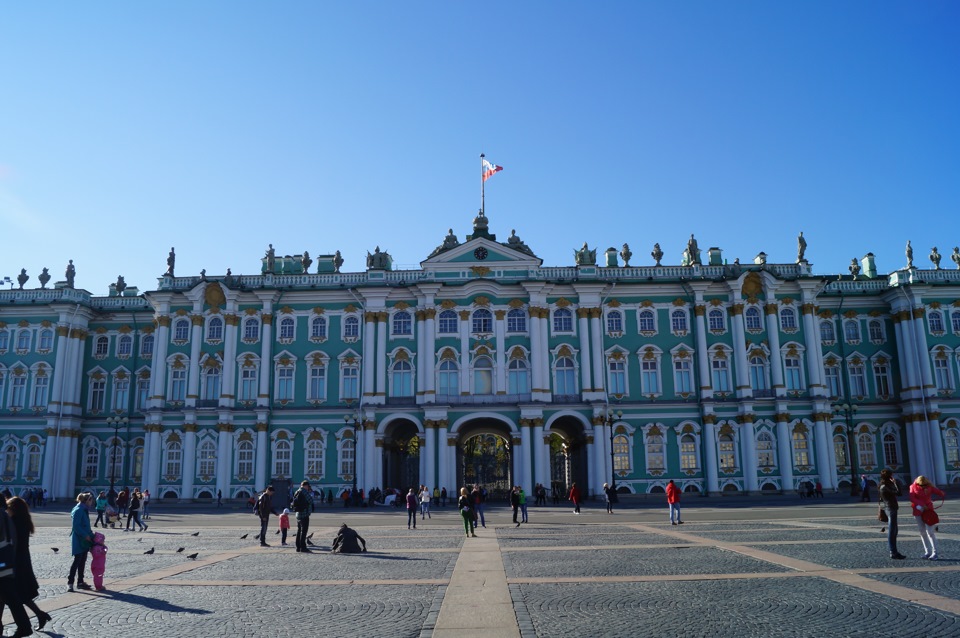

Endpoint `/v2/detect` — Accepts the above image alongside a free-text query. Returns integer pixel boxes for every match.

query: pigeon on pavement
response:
[144,548,155,555]
[187,553,199,560]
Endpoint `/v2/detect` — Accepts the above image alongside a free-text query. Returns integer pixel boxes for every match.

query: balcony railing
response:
[433,393,532,405]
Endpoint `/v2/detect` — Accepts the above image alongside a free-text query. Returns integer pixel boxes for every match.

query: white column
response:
[49,326,70,413]
[187,316,203,406]
[776,419,794,491]
[892,314,918,395]
[146,427,162,495]
[529,308,543,393]
[593,422,608,496]
[220,315,238,406]
[437,422,449,493]
[459,310,470,395]
[257,315,273,407]
[375,313,388,401]
[41,428,58,496]
[181,427,197,499]
[255,424,268,490]
[215,426,231,497]
[577,308,592,392]
[729,306,751,397]
[765,303,786,396]
[928,416,947,485]
[585,435,596,499]
[539,312,550,396]
[512,437,523,491]
[800,304,823,395]
[365,422,377,493]
[704,422,719,493]
[533,421,548,490]
[424,423,436,490]
[590,309,605,394]
[495,310,507,394]
[424,309,437,401]
[56,433,72,498]
[150,319,171,408]
[374,437,384,492]
[416,312,426,402]
[814,418,833,490]
[911,312,934,394]
[520,422,533,493]
[66,433,79,497]
[694,305,712,399]
[741,420,758,493]
[363,313,376,400]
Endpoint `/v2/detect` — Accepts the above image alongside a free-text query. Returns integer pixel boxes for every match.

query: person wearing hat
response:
[292,481,314,553]
[255,486,276,547]
[278,508,291,546]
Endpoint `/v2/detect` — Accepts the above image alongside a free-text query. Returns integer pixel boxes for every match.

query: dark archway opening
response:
[548,416,589,501]
[456,419,514,502]
[382,420,421,494]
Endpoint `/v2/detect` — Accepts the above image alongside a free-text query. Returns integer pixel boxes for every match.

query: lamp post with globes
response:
[832,402,860,497]
[105,416,129,495]
[343,412,360,506]
[605,407,623,494]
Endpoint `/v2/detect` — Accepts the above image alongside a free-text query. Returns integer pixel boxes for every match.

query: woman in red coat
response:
[666,479,683,525]
[568,483,581,514]
[909,475,945,560]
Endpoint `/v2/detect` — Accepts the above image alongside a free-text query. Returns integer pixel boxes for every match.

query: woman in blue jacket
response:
[68,492,95,591]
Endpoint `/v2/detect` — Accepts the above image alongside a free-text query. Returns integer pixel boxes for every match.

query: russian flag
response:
[482,158,503,182]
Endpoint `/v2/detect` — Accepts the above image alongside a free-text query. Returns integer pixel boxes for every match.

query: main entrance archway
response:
[382,419,420,493]
[547,416,589,500]
[456,418,514,503]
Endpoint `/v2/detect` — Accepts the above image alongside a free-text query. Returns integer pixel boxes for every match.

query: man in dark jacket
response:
[510,486,522,527]
[330,524,367,553]
[256,486,275,546]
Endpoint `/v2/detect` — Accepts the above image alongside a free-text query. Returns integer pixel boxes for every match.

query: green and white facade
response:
[2,215,960,501]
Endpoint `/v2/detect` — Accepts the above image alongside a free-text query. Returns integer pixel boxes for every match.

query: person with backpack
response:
[292,481,314,553]
[255,486,275,547]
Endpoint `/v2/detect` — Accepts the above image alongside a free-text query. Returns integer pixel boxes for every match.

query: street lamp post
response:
[605,407,623,493]
[343,412,359,506]
[105,416,129,495]
[832,402,860,497]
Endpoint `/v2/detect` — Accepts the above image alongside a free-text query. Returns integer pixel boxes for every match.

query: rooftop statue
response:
[473,210,488,232]
[366,246,391,270]
[797,231,807,263]
[905,240,913,268]
[686,234,701,265]
[65,260,76,288]
[505,229,534,256]
[952,247,960,270]
[574,242,597,266]
[334,250,344,273]
[116,275,127,294]
[165,247,176,277]
[849,258,861,280]
[265,244,276,273]
[429,229,461,258]
[930,247,941,270]
[38,267,51,289]
[301,250,313,273]
[651,242,663,266]
[619,243,632,267]
[17,268,28,290]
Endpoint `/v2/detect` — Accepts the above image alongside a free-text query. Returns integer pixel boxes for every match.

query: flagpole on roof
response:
[480,152,485,216]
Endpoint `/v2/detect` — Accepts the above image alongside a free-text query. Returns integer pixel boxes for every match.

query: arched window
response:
[95,335,109,356]
[273,439,292,477]
[169,364,187,402]
[945,426,959,465]
[82,441,99,480]
[929,311,944,333]
[307,363,326,402]
[197,439,217,477]
[17,330,31,351]
[673,358,693,395]
[472,309,493,334]
[163,441,182,478]
[506,308,527,333]
[438,310,458,334]
[508,358,529,395]
[645,433,664,471]
[392,311,412,336]
[834,434,849,467]
[311,316,327,340]
[437,360,459,397]
[708,309,725,331]
[131,446,144,482]
[279,317,295,340]
[554,357,576,395]
[117,334,133,357]
[636,309,656,333]
[339,438,355,476]
[473,357,493,395]
[857,432,875,468]
[3,444,18,476]
[608,358,626,395]
[240,366,258,402]
[640,356,659,394]
[844,319,860,343]
[237,440,254,478]
[745,307,762,331]
[613,433,631,472]
[749,356,768,391]
[756,432,774,467]
[141,334,154,356]
[276,363,294,401]
[243,318,260,341]
[207,317,223,342]
[607,310,623,333]
[711,356,730,392]
[341,364,359,400]
[680,434,698,470]
[882,433,899,466]
[343,315,360,339]
[0,329,8,350]
[201,366,221,401]
[792,431,809,467]
[671,310,688,333]
[391,359,414,397]
[32,369,50,409]
[824,364,841,398]
[953,312,960,334]
[38,329,54,351]
[112,375,129,411]
[24,443,41,478]
[553,308,573,333]
[784,356,803,391]
[306,438,324,477]
[868,320,884,342]
[174,319,190,342]
[718,433,736,470]
[820,320,835,343]
[848,360,866,397]
[780,308,797,331]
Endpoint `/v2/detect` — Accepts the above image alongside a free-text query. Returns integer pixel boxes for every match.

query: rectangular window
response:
[849,365,866,397]
[793,433,809,467]
[277,368,294,401]
[170,369,186,402]
[934,358,951,390]
[641,360,659,394]
[239,369,257,402]
[342,366,359,400]
[608,361,626,395]
[89,379,105,411]
[824,366,840,398]
[757,436,774,467]
[784,358,803,391]
[136,378,150,410]
[113,379,129,412]
[874,364,891,397]
[673,360,692,394]
[711,359,729,392]
[646,436,664,470]
[680,438,697,470]
[309,367,326,401]
[32,375,49,409]
[718,438,736,470]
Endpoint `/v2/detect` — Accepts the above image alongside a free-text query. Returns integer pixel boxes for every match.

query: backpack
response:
[292,489,308,513]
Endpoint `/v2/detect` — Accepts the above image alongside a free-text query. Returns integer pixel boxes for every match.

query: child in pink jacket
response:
[279,508,291,546]
[91,531,108,591]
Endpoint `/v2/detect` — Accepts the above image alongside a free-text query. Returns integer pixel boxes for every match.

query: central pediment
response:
[421,237,542,272]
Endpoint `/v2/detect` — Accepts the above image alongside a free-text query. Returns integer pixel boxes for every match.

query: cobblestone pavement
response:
[3,501,959,637]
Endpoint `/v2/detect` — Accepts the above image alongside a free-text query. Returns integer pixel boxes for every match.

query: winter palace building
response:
[1,213,959,502]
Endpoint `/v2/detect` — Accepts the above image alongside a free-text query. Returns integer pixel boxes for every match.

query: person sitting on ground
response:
[330,523,367,553]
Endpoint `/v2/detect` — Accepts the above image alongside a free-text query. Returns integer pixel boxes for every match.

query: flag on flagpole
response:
[481,158,503,182]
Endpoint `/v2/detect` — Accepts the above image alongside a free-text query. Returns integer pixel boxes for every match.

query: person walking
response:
[568,482,581,514]
[419,485,432,520]
[94,491,108,528]
[217,489,223,508]
[458,487,476,538]
[406,488,418,529]
[519,487,528,523]
[440,487,448,507]
[3,496,52,634]
[471,485,487,528]
[860,474,871,502]
[909,475,945,560]
[126,488,146,532]
[878,469,905,560]
[68,492,95,592]
[666,479,683,525]
[292,481,314,553]
[603,483,616,514]
[256,486,276,546]
[141,489,151,520]
[116,487,129,516]
[511,486,522,527]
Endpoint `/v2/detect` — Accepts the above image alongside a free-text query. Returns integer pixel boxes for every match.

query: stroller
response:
[106,505,120,528]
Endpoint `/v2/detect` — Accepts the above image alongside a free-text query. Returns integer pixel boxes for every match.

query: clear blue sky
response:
[2,2,958,294]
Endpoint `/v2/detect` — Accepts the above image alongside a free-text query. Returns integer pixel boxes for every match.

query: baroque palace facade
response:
[2,213,960,502]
